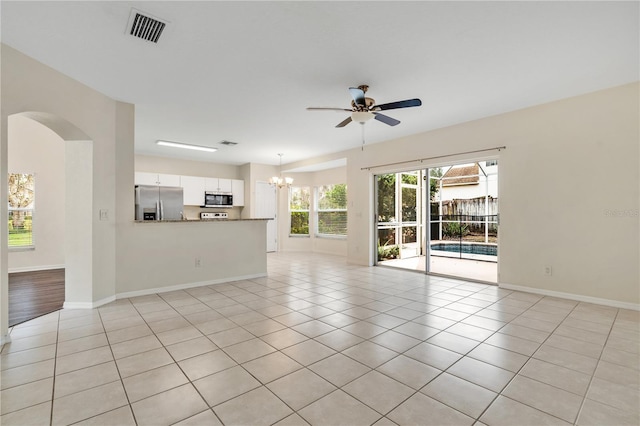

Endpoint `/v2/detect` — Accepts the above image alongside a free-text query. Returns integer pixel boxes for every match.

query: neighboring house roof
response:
[442,164,479,186]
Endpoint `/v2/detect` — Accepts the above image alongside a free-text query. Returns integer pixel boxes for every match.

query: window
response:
[316,184,347,236]
[8,173,35,248]
[289,186,310,235]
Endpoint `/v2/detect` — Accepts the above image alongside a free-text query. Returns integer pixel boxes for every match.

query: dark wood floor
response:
[9,269,65,327]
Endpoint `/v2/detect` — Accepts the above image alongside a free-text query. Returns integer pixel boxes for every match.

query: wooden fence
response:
[430,197,498,238]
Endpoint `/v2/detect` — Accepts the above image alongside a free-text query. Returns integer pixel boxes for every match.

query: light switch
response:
[99,209,108,221]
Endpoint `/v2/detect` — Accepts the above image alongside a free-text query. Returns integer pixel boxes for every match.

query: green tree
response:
[318,184,346,209]
[290,187,310,235]
[8,173,34,228]
[429,168,443,201]
[317,184,347,235]
[377,174,396,223]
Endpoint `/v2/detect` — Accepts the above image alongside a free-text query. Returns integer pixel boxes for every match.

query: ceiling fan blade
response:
[373,112,400,126]
[307,107,352,112]
[336,116,352,128]
[349,87,366,107]
[372,98,422,111]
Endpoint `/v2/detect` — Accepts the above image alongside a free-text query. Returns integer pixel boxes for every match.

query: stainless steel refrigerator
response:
[135,185,184,221]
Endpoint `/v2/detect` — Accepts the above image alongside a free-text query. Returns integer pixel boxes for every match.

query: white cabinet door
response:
[135,172,159,186]
[158,173,181,187]
[204,177,218,192]
[135,172,181,187]
[218,178,232,192]
[232,179,245,206]
[181,175,205,205]
[204,177,233,192]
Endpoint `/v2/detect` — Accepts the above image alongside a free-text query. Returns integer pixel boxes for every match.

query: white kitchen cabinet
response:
[135,172,159,186]
[158,174,181,187]
[181,175,205,205]
[205,177,232,193]
[135,172,181,187]
[232,179,245,206]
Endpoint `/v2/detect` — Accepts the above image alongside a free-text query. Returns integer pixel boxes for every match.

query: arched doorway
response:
[4,112,94,328]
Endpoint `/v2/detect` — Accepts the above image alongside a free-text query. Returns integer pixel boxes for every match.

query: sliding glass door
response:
[427,161,498,282]
[375,170,426,271]
[374,160,499,284]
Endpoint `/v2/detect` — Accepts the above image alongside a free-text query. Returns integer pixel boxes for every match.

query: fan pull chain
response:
[361,123,365,151]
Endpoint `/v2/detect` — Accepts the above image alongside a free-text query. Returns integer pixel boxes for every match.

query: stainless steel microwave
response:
[204,191,233,207]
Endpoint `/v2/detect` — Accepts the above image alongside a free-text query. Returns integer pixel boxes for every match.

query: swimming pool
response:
[431,243,498,256]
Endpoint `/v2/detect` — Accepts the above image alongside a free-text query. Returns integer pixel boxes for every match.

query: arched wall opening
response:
[7,112,94,321]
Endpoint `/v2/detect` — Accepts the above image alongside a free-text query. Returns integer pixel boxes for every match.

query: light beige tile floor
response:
[1,252,639,425]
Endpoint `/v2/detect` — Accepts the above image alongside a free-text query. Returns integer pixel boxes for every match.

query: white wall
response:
[1,44,126,335]
[116,221,267,296]
[135,154,241,179]
[341,83,639,305]
[278,83,639,306]
[8,115,65,271]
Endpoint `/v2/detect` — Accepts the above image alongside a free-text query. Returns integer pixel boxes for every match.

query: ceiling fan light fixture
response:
[351,111,374,124]
[157,140,217,152]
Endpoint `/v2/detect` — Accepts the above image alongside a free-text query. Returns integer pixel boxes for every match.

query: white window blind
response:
[316,184,347,236]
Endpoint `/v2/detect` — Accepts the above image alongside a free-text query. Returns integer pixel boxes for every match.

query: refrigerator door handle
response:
[160,200,164,220]
[156,201,160,221]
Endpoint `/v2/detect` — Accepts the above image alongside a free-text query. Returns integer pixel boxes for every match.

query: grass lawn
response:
[9,230,33,247]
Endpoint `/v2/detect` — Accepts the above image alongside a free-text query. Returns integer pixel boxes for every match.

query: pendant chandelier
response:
[270,153,293,188]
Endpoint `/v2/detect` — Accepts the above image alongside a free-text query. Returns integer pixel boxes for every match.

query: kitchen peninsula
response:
[117,218,271,300]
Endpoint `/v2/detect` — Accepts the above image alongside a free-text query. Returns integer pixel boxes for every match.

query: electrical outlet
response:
[99,209,108,221]
[544,266,552,276]
[195,257,201,268]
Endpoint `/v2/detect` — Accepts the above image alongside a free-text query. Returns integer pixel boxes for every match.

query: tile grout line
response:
[5,254,636,426]
[572,306,620,425]
[49,311,61,426]
[473,295,604,425]
[98,302,139,426]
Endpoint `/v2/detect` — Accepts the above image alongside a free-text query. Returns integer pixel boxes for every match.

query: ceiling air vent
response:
[220,140,238,146]
[127,9,167,43]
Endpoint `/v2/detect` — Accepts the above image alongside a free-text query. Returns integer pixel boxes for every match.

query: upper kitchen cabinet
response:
[135,172,181,187]
[205,177,232,193]
[181,175,205,206]
[232,179,245,206]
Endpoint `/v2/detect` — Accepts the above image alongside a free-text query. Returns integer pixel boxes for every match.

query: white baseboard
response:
[8,264,65,273]
[63,295,116,310]
[115,273,268,300]
[58,273,267,310]
[499,282,640,311]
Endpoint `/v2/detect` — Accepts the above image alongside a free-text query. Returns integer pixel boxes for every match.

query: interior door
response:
[255,181,277,252]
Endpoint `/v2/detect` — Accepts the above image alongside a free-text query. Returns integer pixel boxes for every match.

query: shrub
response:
[378,244,399,261]
[443,222,469,238]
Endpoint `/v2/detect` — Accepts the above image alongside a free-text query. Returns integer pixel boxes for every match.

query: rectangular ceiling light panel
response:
[156,140,217,153]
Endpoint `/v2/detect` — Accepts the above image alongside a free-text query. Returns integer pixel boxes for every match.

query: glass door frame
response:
[373,156,499,284]
[373,168,428,269]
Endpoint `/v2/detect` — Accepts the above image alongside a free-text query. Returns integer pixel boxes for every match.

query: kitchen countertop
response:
[134,218,272,223]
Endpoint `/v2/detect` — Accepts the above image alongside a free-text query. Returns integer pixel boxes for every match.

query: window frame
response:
[289,185,311,237]
[315,183,347,239]
[8,172,36,251]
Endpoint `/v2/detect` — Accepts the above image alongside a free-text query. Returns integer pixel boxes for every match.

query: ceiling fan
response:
[307,85,422,128]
